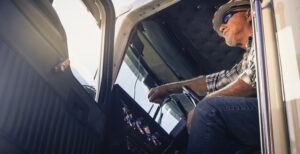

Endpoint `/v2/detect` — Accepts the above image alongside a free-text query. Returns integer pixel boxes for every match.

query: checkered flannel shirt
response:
[206,36,256,93]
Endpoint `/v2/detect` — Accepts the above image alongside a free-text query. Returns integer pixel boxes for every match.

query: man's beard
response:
[225,38,236,47]
[225,35,243,48]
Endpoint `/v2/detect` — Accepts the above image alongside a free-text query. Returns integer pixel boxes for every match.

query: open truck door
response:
[254,0,300,153]
[0,0,115,153]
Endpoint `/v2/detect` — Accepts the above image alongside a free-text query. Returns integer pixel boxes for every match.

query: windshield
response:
[115,31,181,133]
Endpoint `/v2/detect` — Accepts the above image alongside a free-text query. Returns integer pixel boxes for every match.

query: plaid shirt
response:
[206,37,256,93]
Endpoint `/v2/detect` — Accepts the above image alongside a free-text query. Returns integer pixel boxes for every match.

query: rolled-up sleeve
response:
[205,45,257,92]
[205,37,256,92]
[206,61,243,93]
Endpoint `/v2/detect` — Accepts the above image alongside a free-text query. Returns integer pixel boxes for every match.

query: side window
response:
[53,0,102,101]
[115,32,180,133]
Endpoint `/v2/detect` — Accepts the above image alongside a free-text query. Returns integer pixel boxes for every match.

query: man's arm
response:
[148,76,208,103]
[207,79,256,97]
[148,53,248,103]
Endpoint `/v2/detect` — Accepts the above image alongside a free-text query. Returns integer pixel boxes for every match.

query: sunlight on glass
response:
[116,60,179,133]
[53,0,101,90]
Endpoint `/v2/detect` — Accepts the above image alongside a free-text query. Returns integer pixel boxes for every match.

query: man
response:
[148,0,260,153]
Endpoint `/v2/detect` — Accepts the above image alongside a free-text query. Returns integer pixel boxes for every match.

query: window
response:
[116,34,180,133]
[53,0,103,101]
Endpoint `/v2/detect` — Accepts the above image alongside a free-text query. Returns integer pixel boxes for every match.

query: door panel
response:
[0,0,107,153]
[272,0,300,153]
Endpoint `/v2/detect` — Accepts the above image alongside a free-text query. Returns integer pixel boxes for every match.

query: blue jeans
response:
[186,96,260,154]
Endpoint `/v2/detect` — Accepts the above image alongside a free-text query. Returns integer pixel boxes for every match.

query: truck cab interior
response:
[2,0,298,153]
[109,0,246,152]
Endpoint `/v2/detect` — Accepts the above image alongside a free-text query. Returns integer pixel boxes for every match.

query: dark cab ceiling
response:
[148,0,244,75]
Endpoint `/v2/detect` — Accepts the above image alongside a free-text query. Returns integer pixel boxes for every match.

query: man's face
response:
[219,10,250,47]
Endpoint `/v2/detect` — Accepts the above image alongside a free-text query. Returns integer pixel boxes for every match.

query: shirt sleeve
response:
[205,61,244,93]
[205,38,257,92]
[238,49,256,88]
[238,65,256,88]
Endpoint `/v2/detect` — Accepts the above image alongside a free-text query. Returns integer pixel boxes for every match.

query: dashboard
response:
[106,84,191,153]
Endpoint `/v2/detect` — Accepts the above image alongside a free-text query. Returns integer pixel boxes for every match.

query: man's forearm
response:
[207,79,256,97]
[148,76,208,102]
[166,76,208,95]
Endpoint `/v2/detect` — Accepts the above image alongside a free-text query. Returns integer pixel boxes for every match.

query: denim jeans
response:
[186,96,260,154]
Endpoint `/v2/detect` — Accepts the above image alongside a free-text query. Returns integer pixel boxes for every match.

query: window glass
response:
[116,40,180,134]
[53,0,102,100]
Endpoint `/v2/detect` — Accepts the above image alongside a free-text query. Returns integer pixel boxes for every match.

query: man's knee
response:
[195,97,225,114]
[193,97,222,123]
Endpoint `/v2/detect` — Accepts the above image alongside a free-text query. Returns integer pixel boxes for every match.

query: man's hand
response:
[148,85,174,103]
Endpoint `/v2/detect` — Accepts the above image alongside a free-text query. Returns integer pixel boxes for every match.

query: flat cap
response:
[212,0,250,36]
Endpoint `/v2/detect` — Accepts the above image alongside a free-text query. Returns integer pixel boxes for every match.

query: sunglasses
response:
[222,9,248,24]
